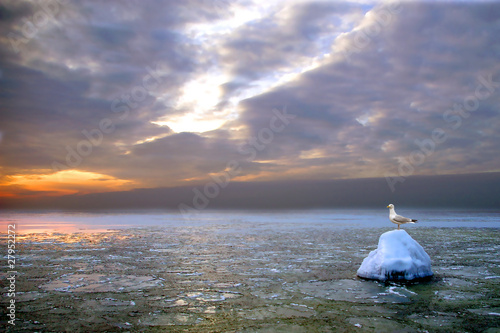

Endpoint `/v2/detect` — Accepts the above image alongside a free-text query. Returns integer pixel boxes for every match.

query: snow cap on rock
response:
[357,229,433,281]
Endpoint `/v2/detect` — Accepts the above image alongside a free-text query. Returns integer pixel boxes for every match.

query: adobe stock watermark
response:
[6,223,17,326]
[178,106,296,218]
[340,1,401,63]
[8,0,68,54]
[385,73,500,192]
[51,62,167,174]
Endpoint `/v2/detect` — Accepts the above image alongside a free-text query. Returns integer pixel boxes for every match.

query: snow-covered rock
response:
[357,229,433,281]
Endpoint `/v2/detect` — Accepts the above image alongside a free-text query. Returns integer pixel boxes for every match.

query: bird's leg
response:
[397,225,400,230]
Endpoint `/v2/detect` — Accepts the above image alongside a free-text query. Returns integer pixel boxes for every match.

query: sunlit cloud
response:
[0,170,135,198]
[153,73,229,133]
[154,114,228,134]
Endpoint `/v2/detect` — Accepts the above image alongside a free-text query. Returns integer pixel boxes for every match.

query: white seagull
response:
[387,204,417,229]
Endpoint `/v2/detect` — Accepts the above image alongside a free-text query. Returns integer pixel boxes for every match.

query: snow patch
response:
[357,230,433,281]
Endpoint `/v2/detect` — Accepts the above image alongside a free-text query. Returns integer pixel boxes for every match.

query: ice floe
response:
[40,274,163,292]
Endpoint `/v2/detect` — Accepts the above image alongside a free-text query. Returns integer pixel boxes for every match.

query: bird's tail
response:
[411,219,417,223]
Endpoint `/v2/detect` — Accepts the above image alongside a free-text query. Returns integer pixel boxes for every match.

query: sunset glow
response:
[0,170,135,198]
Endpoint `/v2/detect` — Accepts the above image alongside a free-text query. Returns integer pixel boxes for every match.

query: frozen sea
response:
[1,208,500,233]
[1,208,499,331]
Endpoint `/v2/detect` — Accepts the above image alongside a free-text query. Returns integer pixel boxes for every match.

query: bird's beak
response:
[386,205,390,208]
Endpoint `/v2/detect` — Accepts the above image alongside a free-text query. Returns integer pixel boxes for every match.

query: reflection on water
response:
[2,221,114,234]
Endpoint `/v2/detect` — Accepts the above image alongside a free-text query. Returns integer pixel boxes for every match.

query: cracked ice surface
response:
[1,217,499,332]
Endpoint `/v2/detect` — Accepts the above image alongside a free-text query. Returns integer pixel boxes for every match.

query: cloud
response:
[0,170,135,198]
[3,172,500,210]
[218,1,363,101]
[0,0,238,185]
[234,1,500,180]
[0,1,500,202]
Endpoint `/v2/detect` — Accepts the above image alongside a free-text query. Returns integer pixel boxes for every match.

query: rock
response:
[357,230,433,281]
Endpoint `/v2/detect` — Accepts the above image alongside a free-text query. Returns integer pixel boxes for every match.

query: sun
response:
[153,74,230,133]
[177,77,222,113]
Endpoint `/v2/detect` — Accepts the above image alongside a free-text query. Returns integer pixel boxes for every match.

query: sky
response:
[1,0,500,209]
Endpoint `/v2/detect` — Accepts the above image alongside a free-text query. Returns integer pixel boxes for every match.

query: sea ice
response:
[357,230,433,281]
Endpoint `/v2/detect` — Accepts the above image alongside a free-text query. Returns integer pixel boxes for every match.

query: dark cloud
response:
[0,1,33,23]
[112,131,244,184]
[3,172,500,210]
[234,1,500,180]
[90,25,136,46]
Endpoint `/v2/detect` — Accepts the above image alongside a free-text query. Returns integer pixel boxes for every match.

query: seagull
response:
[387,204,417,229]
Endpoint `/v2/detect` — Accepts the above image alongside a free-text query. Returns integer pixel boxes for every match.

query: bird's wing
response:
[393,214,414,223]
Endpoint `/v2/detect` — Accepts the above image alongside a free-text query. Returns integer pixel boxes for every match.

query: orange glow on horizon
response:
[0,170,136,198]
